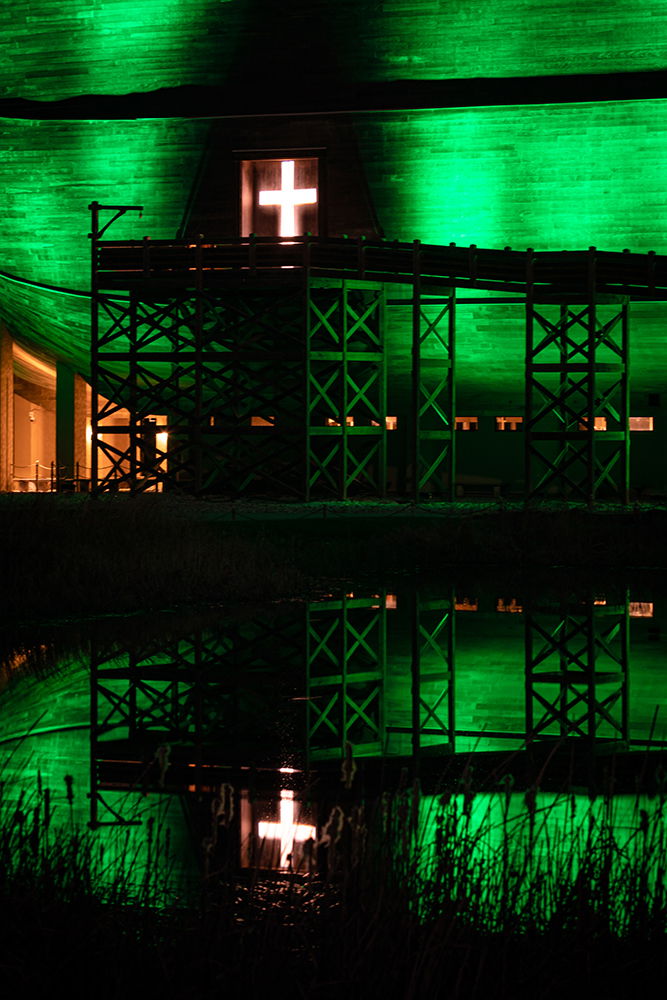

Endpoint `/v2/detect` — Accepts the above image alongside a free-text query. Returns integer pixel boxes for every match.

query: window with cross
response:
[240,156,319,237]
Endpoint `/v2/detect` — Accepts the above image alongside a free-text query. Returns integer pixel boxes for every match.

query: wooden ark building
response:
[2,0,667,501]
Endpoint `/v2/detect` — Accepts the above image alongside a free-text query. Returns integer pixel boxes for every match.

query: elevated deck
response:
[94,234,667,301]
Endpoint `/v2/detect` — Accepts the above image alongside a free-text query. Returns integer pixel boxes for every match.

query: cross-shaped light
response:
[257,789,316,869]
[258,160,317,238]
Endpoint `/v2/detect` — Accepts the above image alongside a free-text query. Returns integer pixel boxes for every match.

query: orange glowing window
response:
[372,593,398,609]
[455,597,478,612]
[495,416,523,431]
[579,416,607,431]
[455,417,478,432]
[496,598,523,613]
[630,417,654,431]
[240,157,319,238]
[371,416,398,430]
[250,416,275,427]
[325,416,354,427]
[630,602,654,617]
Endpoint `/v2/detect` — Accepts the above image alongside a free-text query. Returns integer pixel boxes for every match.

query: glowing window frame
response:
[237,149,326,238]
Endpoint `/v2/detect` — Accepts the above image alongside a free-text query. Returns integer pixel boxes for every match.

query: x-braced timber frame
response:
[525,596,629,748]
[306,595,387,762]
[89,618,302,827]
[92,283,387,498]
[525,251,629,502]
[411,268,455,499]
[306,279,387,498]
[91,285,309,495]
[386,590,455,766]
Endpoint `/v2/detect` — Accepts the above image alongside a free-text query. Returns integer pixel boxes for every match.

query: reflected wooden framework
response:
[89,615,303,828]
[385,592,456,761]
[87,591,663,826]
[524,596,629,747]
[306,595,388,760]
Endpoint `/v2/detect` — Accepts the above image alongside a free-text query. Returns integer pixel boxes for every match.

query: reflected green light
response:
[406,790,667,932]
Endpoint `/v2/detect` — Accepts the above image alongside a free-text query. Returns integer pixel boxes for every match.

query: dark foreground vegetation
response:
[3,492,667,620]
[3,772,667,998]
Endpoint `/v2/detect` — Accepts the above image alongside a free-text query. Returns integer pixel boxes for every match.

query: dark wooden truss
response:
[90,204,667,500]
[306,595,388,761]
[525,254,630,502]
[89,614,303,828]
[92,280,387,497]
[525,597,629,747]
[385,591,456,761]
[87,592,663,823]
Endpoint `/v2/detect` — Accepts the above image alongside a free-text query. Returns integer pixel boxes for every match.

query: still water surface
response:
[2,581,666,905]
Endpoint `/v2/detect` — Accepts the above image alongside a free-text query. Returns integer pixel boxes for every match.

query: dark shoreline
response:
[3,493,667,621]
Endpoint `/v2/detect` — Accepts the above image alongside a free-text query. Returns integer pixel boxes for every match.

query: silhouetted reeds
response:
[4,765,667,998]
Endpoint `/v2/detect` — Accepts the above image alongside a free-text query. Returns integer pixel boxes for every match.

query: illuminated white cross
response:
[257,789,316,869]
[258,160,317,238]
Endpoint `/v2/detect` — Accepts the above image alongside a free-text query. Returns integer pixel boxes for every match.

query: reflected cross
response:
[257,789,316,868]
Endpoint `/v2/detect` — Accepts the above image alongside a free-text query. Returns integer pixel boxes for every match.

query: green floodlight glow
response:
[357,99,667,252]
[3,1,667,102]
[0,0,245,102]
[0,688,194,905]
[325,0,667,84]
[0,116,207,368]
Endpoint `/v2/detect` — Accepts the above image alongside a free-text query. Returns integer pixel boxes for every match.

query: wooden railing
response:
[94,235,667,299]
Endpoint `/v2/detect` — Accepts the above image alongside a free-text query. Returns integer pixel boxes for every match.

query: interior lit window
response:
[371,416,398,430]
[250,416,275,427]
[325,416,354,427]
[241,157,318,237]
[495,416,523,431]
[455,417,479,432]
[629,602,654,617]
[496,598,523,613]
[137,414,168,487]
[455,597,478,612]
[629,416,654,431]
[579,416,607,431]
[371,593,398,609]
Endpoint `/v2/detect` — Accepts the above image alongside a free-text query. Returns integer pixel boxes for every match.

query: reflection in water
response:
[255,789,316,870]
[1,584,666,901]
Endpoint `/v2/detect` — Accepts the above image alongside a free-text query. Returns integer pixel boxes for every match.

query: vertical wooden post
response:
[56,362,87,484]
[0,325,13,492]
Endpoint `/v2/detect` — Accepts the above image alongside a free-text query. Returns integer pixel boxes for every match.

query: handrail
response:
[92,235,667,300]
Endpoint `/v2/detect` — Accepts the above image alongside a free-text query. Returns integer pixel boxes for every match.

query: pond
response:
[2,578,666,918]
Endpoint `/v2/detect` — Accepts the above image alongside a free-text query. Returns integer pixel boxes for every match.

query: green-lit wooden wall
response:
[5,99,666,402]
[0,116,207,362]
[2,1,667,490]
[3,0,667,101]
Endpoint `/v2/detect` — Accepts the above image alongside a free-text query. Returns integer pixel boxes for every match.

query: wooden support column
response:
[0,325,14,491]
[56,362,87,485]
